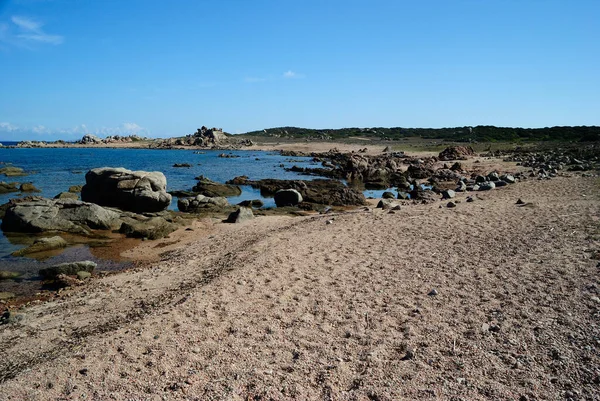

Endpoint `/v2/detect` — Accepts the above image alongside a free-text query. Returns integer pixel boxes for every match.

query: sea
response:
[0,145,389,296]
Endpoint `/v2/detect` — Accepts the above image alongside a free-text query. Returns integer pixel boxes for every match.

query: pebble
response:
[447,201,456,208]
[428,289,438,296]
[516,198,525,205]
[326,220,333,225]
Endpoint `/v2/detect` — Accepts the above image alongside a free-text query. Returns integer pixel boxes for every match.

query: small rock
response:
[466,196,474,203]
[326,220,333,225]
[226,206,254,224]
[382,191,395,199]
[516,198,525,205]
[428,289,438,296]
[442,190,456,199]
[447,201,456,208]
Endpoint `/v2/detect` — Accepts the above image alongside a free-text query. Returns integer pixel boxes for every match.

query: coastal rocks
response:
[228,177,366,206]
[81,167,172,213]
[0,166,27,177]
[192,176,242,198]
[438,146,475,161]
[173,163,192,168]
[39,261,96,280]
[406,165,435,180]
[479,182,496,191]
[119,216,179,240]
[382,191,395,199]
[75,134,147,145]
[69,185,83,193]
[11,236,68,257]
[1,197,122,235]
[177,195,229,212]
[274,189,303,207]
[226,206,254,223]
[0,182,19,194]
[19,183,40,192]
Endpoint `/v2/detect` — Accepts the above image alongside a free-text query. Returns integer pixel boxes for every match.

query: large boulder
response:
[192,176,241,197]
[274,189,303,207]
[1,197,122,235]
[177,195,229,213]
[81,167,172,213]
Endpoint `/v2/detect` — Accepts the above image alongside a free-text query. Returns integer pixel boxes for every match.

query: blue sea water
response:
[0,147,323,261]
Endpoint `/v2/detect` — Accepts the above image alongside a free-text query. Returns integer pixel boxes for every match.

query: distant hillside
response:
[241,125,600,142]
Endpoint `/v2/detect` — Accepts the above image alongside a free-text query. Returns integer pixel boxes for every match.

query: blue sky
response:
[0,0,599,140]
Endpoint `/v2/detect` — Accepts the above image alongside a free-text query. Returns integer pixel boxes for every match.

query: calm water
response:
[0,147,395,295]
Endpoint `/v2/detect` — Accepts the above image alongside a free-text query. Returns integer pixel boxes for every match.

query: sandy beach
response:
[0,149,598,400]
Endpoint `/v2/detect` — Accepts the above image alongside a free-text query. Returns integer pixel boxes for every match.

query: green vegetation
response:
[241,125,600,142]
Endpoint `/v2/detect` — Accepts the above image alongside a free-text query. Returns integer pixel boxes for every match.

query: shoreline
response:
[0,173,598,399]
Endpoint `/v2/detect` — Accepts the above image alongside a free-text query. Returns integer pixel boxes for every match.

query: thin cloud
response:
[283,70,305,79]
[4,15,64,46]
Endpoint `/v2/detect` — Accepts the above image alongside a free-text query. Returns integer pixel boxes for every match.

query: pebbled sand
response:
[0,173,599,400]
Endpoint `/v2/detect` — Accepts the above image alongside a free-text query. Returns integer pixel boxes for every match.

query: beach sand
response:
[0,157,598,400]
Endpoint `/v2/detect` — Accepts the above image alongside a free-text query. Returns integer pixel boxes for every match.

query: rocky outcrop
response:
[228,177,366,207]
[192,176,241,197]
[54,191,79,200]
[438,146,475,161]
[75,134,147,145]
[1,197,122,235]
[177,195,229,213]
[81,167,172,213]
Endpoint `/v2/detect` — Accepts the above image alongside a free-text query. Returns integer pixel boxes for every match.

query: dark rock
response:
[382,191,395,199]
[455,181,467,192]
[428,289,439,296]
[450,162,463,171]
[19,182,40,192]
[442,190,456,199]
[478,182,496,191]
[494,180,508,187]
[501,174,516,184]
[397,191,410,200]
[516,198,525,205]
[376,199,400,210]
[438,146,475,161]
[226,206,254,223]
[40,261,96,279]
[466,196,474,203]
[274,189,303,207]
[81,167,172,213]
[173,163,192,168]
[192,176,241,197]
[447,201,457,208]
[487,172,500,181]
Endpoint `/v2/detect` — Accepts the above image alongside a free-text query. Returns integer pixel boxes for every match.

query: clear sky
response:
[0,0,599,141]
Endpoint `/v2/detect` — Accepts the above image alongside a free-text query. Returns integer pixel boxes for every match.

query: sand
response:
[0,160,599,400]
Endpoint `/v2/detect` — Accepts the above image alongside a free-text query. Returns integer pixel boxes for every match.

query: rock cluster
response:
[438,146,475,161]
